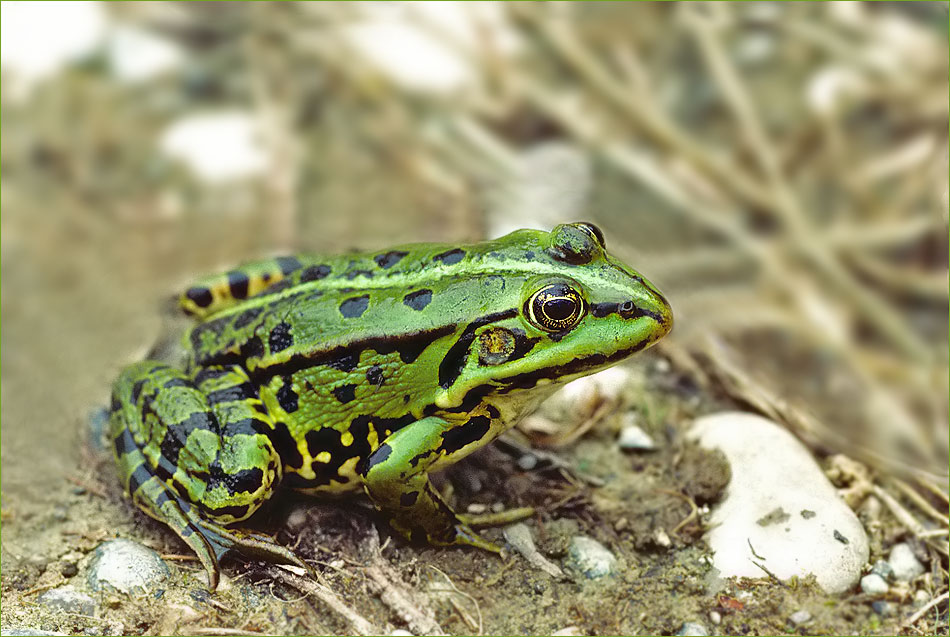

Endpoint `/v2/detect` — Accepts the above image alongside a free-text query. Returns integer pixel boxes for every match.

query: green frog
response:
[110,222,672,588]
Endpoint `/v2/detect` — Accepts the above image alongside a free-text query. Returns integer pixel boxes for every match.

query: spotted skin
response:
[111,222,673,589]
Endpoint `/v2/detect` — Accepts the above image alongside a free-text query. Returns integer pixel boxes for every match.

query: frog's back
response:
[184,232,549,377]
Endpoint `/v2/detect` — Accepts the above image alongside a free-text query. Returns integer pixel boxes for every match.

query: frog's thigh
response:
[111,362,292,588]
[359,416,500,551]
[191,365,285,520]
[111,361,239,587]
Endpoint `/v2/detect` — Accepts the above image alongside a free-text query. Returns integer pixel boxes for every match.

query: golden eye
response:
[526,283,586,332]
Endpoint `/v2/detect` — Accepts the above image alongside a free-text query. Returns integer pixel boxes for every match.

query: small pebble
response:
[60,562,79,578]
[517,454,539,471]
[390,630,413,636]
[285,506,309,531]
[617,421,656,451]
[37,586,96,617]
[788,610,812,626]
[860,573,889,595]
[565,536,617,579]
[676,621,708,636]
[491,502,505,513]
[653,528,672,548]
[51,504,69,523]
[871,600,892,616]
[708,611,721,625]
[466,503,488,514]
[551,627,583,636]
[913,590,931,607]
[86,538,170,594]
[871,559,895,581]
[888,543,924,581]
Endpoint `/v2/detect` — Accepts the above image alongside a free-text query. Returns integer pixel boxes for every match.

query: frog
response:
[109,222,672,589]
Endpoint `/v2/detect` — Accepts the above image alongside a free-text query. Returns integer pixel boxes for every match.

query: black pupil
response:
[619,301,635,314]
[544,297,577,321]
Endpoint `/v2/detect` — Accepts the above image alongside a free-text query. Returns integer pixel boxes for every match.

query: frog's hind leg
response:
[110,361,308,588]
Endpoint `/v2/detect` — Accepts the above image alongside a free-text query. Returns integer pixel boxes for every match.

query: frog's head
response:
[435,222,672,408]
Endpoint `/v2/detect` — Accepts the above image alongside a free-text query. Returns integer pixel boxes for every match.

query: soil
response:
[1,345,910,635]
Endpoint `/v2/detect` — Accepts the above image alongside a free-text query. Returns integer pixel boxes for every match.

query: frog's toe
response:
[447,524,504,553]
[195,518,313,575]
[458,506,534,528]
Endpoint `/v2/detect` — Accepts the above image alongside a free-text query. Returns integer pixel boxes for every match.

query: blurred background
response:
[1,0,947,555]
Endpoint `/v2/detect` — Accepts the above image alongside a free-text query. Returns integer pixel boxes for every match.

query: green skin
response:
[110,222,672,589]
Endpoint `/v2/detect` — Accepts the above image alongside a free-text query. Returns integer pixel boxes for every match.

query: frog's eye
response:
[547,222,604,265]
[525,283,586,333]
[575,222,605,249]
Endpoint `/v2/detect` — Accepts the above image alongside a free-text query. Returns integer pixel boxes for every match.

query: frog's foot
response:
[191,515,314,578]
[130,478,309,590]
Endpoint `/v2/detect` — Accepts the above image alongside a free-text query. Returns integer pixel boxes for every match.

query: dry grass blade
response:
[268,567,380,636]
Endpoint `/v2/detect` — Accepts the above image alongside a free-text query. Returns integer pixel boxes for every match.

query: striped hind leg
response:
[110,361,309,589]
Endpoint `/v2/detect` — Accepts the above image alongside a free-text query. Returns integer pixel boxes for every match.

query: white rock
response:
[788,610,812,626]
[690,412,869,593]
[160,112,269,183]
[86,538,170,594]
[676,622,708,636]
[342,3,518,96]
[565,536,617,579]
[108,26,184,83]
[37,586,95,617]
[0,1,107,98]
[888,543,924,581]
[860,573,889,595]
[708,611,721,625]
[617,422,657,451]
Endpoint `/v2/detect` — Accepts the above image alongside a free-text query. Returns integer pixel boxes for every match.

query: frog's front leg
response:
[359,416,507,551]
[110,361,309,589]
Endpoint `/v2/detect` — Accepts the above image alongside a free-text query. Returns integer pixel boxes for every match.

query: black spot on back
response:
[276,380,299,413]
[344,269,374,280]
[269,321,294,354]
[374,250,409,269]
[228,271,250,299]
[339,295,370,319]
[433,248,465,265]
[403,289,433,311]
[366,365,384,387]
[276,256,303,275]
[332,383,357,404]
[301,264,332,282]
[185,286,213,309]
